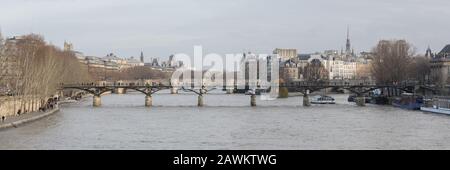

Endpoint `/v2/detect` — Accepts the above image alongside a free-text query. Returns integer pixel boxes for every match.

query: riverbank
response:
[0,93,94,131]
[0,106,60,131]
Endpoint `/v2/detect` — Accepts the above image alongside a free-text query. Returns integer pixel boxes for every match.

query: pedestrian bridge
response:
[60,80,439,107]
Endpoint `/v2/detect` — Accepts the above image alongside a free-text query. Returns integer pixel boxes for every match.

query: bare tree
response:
[1,33,92,116]
[408,56,431,84]
[302,59,329,83]
[371,40,415,84]
[0,31,11,90]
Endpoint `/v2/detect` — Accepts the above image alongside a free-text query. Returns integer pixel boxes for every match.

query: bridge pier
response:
[171,88,178,94]
[250,94,256,107]
[145,95,152,107]
[226,89,234,94]
[198,95,204,107]
[93,95,101,107]
[355,96,366,106]
[303,94,311,107]
[114,88,126,94]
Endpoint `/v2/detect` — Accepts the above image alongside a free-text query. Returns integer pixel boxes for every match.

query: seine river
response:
[1,91,450,150]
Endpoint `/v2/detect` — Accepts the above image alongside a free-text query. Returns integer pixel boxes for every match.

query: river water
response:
[1,91,450,150]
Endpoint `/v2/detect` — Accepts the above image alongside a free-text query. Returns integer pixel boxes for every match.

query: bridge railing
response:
[280,80,424,87]
[61,80,428,89]
[281,80,377,87]
[61,81,164,87]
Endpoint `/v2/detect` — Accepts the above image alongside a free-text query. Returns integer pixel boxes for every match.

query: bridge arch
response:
[63,87,112,96]
[121,86,169,96]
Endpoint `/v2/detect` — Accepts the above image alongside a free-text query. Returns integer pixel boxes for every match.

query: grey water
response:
[1,90,450,150]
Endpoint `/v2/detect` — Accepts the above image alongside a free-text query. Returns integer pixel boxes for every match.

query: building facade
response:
[280,59,301,81]
[294,52,362,81]
[328,59,357,80]
[430,44,450,85]
[273,48,297,61]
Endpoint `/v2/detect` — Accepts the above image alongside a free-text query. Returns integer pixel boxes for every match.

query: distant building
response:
[437,44,450,58]
[104,53,126,64]
[145,57,160,67]
[61,41,87,64]
[74,51,87,64]
[82,52,146,71]
[430,44,450,84]
[273,48,297,61]
[1,36,26,86]
[265,54,280,82]
[329,59,357,80]
[167,55,181,68]
[4,36,25,53]
[280,58,301,81]
[126,56,144,67]
[315,52,356,80]
[359,51,374,60]
[85,56,105,69]
[64,41,73,51]
[324,50,339,56]
[425,46,435,59]
[144,55,182,73]
[355,52,373,80]
[295,54,325,81]
[345,26,353,57]
[338,26,357,61]
[295,52,359,80]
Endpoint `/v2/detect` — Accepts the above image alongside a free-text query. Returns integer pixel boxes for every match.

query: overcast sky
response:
[1,0,449,60]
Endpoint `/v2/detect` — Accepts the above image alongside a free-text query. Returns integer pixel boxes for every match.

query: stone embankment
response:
[0,107,59,130]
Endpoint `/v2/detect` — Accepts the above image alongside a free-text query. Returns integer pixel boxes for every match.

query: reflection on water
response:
[1,90,450,150]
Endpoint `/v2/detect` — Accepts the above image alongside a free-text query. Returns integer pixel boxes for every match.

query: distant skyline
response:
[1,0,449,60]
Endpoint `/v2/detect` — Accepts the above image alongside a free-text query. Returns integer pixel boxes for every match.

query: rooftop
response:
[298,54,311,60]
[439,44,450,54]
[104,53,122,60]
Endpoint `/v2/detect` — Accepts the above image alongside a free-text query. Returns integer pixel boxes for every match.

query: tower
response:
[345,26,351,56]
[64,41,73,51]
[425,46,434,58]
[0,26,3,44]
[140,51,144,63]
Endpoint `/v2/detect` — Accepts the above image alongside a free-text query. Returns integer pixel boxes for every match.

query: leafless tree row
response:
[0,34,91,115]
[302,59,329,82]
[371,40,431,85]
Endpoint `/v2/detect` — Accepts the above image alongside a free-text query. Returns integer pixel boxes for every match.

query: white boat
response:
[260,94,277,101]
[245,89,255,95]
[420,107,450,115]
[420,97,450,115]
[311,95,336,104]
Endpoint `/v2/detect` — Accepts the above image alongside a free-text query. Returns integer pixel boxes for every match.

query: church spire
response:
[347,26,349,40]
[140,51,144,63]
[345,25,351,56]
[426,45,433,58]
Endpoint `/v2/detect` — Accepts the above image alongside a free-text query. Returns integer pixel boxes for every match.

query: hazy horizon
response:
[1,0,449,60]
